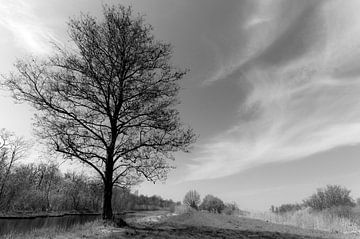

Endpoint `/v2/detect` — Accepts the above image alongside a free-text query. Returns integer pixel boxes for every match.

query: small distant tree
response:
[304,185,355,210]
[270,205,275,213]
[200,194,225,213]
[183,190,200,210]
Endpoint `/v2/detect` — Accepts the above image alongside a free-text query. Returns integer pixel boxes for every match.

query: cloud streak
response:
[0,0,58,54]
[186,0,360,181]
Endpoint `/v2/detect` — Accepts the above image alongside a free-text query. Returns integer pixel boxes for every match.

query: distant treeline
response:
[0,162,177,214]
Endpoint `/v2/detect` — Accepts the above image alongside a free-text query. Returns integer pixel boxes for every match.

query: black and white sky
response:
[1,0,360,210]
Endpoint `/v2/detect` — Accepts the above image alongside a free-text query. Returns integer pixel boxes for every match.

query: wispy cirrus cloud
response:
[0,0,58,54]
[187,0,360,181]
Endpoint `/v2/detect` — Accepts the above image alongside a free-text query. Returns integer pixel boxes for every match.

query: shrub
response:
[183,190,201,210]
[223,202,241,215]
[200,195,225,213]
[271,203,302,214]
[304,185,355,210]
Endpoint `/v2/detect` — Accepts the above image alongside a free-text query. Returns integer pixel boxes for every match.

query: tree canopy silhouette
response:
[4,5,196,220]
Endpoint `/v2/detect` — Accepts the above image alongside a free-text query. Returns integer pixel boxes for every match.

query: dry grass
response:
[3,211,359,239]
[248,208,360,234]
[0,220,113,239]
[161,211,354,238]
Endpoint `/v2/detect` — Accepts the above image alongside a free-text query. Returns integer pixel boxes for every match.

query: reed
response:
[248,208,360,234]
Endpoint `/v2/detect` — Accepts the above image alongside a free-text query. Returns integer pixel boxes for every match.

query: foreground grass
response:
[248,208,360,234]
[0,220,126,239]
[3,211,360,238]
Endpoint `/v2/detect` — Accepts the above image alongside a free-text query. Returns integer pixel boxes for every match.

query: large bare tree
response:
[4,5,196,220]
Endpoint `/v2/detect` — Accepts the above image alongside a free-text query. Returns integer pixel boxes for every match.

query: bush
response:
[183,190,201,210]
[223,202,241,216]
[304,185,355,210]
[200,195,225,213]
[271,203,302,214]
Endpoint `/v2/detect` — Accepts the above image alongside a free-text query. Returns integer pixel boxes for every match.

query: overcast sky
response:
[1,0,360,210]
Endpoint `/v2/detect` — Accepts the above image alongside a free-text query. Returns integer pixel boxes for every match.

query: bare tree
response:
[4,5,196,220]
[183,190,201,210]
[0,129,28,209]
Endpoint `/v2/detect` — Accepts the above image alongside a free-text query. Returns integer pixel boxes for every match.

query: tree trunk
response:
[102,164,128,227]
[102,143,128,226]
[102,177,113,220]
